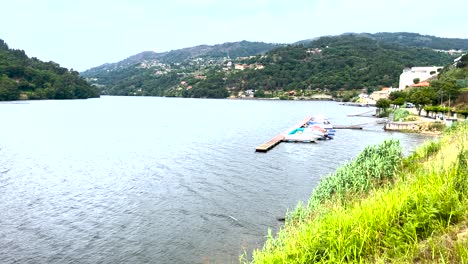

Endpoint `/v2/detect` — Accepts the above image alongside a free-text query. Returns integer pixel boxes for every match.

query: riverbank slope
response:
[245,122,468,263]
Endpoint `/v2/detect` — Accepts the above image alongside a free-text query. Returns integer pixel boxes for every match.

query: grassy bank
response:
[244,122,468,263]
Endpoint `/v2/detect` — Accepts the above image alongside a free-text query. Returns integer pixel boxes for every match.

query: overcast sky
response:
[1,0,467,71]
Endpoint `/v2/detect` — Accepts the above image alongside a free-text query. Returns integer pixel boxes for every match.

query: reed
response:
[245,121,468,263]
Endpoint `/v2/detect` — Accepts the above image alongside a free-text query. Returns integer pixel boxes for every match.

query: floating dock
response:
[255,117,365,152]
[255,116,312,152]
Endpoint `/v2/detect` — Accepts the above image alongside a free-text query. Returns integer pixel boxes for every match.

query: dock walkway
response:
[255,117,367,152]
[255,116,311,152]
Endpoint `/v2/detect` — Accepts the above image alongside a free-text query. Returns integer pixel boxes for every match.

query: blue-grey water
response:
[0,97,430,263]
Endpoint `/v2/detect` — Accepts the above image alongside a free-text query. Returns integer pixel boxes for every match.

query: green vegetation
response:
[182,70,230,99]
[393,108,411,121]
[376,98,392,117]
[407,86,437,115]
[0,39,99,101]
[376,98,391,110]
[291,139,403,221]
[245,122,468,263]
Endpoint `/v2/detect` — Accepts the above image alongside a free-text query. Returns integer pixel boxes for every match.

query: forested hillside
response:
[0,39,99,101]
[81,33,465,99]
[227,35,455,93]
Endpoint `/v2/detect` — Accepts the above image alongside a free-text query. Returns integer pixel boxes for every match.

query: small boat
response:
[284,128,322,142]
[304,116,335,140]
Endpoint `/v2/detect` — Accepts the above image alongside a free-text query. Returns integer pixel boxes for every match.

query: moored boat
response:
[282,115,335,142]
[304,116,335,140]
[283,128,322,142]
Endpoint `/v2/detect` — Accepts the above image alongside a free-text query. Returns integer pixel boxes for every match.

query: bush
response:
[376,98,391,109]
[378,108,393,118]
[429,122,445,131]
[393,109,410,121]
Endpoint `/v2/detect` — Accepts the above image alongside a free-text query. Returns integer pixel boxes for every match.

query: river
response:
[0,96,429,263]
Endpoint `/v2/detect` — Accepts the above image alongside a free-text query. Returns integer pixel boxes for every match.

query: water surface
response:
[0,97,430,263]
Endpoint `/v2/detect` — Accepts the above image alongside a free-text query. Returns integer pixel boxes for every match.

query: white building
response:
[399,66,442,89]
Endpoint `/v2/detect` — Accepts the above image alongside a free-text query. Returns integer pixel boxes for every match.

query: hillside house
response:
[235,64,249,70]
[244,90,254,97]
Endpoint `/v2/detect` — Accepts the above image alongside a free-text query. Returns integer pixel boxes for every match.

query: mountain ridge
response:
[83,32,468,75]
[82,40,280,75]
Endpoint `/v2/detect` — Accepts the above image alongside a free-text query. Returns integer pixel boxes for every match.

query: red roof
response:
[411,81,430,87]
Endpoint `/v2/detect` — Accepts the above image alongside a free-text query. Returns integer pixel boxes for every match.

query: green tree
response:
[254,89,265,98]
[389,91,406,101]
[376,98,391,110]
[407,87,437,115]
[430,79,461,106]
[0,75,20,100]
[392,97,405,108]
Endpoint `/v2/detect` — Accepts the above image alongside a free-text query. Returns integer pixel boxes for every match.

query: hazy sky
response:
[1,0,467,71]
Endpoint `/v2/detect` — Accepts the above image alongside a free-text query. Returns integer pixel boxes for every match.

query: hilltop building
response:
[399,66,442,89]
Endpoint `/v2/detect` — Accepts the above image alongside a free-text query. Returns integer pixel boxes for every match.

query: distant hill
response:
[81,32,465,99]
[82,40,279,77]
[297,32,468,51]
[367,32,468,50]
[0,39,99,101]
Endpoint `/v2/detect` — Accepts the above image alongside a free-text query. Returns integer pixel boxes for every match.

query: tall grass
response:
[289,139,402,222]
[245,121,468,263]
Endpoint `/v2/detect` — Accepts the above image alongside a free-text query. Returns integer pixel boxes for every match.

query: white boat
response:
[283,128,322,142]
